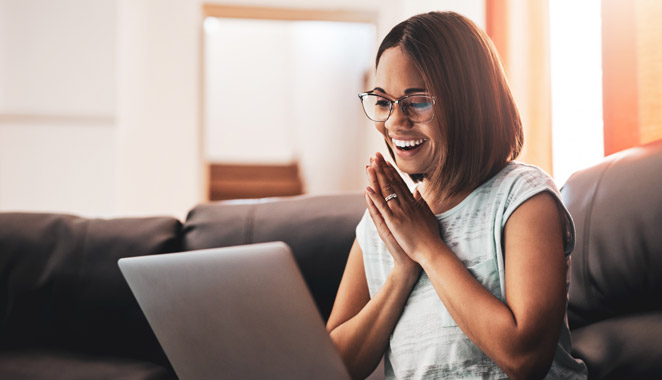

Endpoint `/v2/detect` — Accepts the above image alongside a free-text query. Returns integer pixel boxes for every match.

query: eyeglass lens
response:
[361,94,433,122]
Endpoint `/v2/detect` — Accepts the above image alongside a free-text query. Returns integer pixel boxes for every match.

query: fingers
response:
[365,189,386,225]
[383,162,410,197]
[367,154,395,199]
[367,152,414,207]
[373,153,410,202]
[370,154,395,199]
[365,189,410,263]
[413,187,426,203]
[366,186,393,219]
[366,165,381,197]
[365,187,395,240]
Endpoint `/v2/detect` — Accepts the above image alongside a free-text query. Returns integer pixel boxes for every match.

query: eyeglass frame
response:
[357,91,436,123]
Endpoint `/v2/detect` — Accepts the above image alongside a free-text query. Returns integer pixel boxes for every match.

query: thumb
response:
[412,188,430,210]
[413,187,422,201]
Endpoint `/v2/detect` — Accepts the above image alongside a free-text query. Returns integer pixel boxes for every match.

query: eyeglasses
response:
[358,92,436,123]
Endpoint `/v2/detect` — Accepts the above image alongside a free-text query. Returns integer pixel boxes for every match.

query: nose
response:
[384,102,412,131]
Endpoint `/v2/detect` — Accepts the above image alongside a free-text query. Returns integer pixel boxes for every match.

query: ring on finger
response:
[384,193,398,202]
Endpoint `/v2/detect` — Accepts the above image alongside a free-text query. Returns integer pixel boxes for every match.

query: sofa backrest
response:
[0,193,366,363]
[0,212,181,365]
[183,193,366,322]
[561,140,662,329]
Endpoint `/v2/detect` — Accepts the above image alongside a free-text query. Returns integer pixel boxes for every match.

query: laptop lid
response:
[118,241,350,380]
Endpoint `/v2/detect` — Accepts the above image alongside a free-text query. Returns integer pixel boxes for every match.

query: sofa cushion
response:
[0,349,176,380]
[183,193,366,321]
[0,212,182,365]
[571,311,662,379]
[561,140,662,329]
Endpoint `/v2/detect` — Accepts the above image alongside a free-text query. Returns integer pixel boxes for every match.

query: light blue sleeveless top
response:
[357,161,588,379]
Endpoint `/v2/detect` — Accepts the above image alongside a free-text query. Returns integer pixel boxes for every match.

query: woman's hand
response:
[364,156,419,277]
[365,152,443,265]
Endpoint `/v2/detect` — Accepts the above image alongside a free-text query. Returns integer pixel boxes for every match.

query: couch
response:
[0,193,365,379]
[560,139,662,379]
[0,140,660,379]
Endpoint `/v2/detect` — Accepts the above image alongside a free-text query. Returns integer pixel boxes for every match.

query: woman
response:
[326,11,588,380]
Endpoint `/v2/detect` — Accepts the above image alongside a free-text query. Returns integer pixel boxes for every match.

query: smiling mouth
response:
[392,138,427,151]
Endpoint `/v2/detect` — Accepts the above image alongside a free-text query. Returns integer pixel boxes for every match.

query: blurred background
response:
[0,0,660,219]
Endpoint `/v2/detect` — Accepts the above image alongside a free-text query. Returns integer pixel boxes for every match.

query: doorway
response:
[202,5,377,200]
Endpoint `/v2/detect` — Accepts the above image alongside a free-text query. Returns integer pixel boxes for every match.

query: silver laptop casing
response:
[119,242,350,380]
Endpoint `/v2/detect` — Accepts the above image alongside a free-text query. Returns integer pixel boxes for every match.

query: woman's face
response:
[373,47,442,177]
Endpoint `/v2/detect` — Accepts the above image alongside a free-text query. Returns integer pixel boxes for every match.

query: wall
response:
[205,18,296,164]
[0,0,485,219]
[0,0,116,217]
[115,0,200,219]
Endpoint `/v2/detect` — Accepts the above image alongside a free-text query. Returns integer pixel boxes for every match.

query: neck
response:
[419,182,472,215]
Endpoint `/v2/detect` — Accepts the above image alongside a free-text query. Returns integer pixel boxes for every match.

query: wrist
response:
[415,239,449,271]
[389,263,421,288]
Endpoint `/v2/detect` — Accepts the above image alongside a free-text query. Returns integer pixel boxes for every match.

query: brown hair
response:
[377,11,523,201]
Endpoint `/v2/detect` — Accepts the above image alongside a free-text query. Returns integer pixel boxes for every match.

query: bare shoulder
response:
[508,191,564,230]
[503,191,567,330]
[504,190,566,267]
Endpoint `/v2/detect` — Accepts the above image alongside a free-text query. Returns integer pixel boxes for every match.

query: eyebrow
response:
[372,87,428,95]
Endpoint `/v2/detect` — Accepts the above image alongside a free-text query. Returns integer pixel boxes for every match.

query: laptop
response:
[118,241,351,380]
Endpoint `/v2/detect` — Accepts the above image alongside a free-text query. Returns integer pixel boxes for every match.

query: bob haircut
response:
[377,11,523,200]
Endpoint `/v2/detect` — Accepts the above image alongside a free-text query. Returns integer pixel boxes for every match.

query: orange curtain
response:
[602,0,662,155]
[485,0,553,174]
[488,0,661,161]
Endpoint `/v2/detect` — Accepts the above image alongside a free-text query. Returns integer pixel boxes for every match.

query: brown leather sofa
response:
[0,140,660,379]
[560,139,662,379]
[0,194,364,379]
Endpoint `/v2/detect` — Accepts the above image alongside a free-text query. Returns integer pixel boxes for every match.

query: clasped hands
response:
[365,152,442,273]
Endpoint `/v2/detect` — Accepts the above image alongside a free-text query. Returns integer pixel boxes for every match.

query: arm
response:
[416,192,567,380]
[366,154,567,380]
[326,239,418,380]
[327,157,420,380]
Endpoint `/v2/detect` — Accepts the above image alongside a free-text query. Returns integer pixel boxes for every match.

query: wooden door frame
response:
[202,4,377,23]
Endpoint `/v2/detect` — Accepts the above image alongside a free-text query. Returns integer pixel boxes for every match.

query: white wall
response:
[0,0,116,217]
[290,21,376,193]
[115,0,200,219]
[0,123,116,215]
[204,18,297,164]
[0,0,116,116]
[0,0,485,219]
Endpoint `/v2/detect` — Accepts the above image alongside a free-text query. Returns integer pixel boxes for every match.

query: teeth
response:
[393,138,426,148]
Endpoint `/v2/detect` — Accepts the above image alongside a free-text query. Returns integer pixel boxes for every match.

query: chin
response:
[393,162,423,177]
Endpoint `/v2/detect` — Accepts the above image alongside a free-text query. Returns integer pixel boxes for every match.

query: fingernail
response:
[366,186,375,194]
